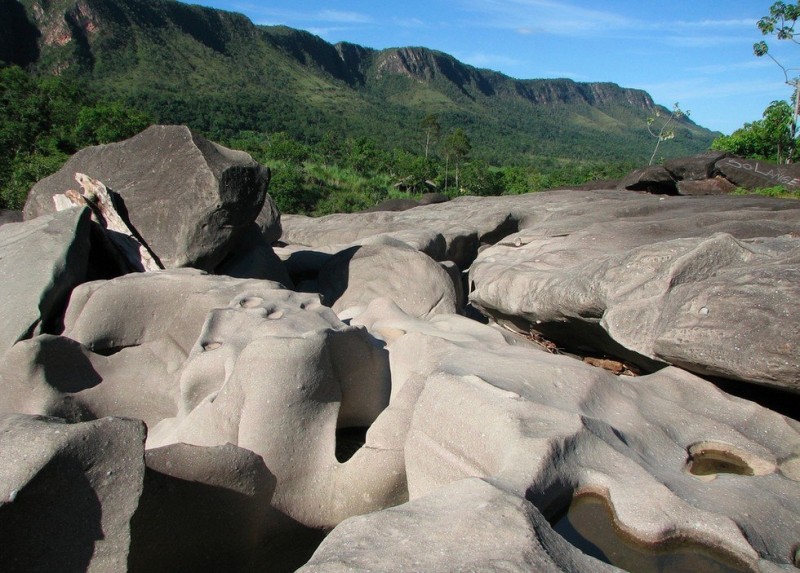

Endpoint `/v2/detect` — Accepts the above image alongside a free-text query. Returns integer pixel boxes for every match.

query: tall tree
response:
[442,128,471,193]
[712,99,796,162]
[421,113,441,160]
[754,0,800,162]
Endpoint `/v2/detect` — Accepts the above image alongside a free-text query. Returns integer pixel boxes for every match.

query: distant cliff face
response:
[6,0,717,163]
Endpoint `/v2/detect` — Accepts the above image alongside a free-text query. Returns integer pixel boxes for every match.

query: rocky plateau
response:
[1,126,799,572]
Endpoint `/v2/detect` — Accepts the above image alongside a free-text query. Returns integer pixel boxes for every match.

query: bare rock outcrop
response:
[3,131,799,571]
[0,207,91,355]
[468,191,800,393]
[0,414,146,572]
[346,299,800,571]
[23,125,271,271]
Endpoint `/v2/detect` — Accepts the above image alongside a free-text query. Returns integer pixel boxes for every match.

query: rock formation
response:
[2,133,798,572]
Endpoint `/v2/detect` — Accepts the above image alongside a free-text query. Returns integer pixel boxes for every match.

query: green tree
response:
[442,128,471,193]
[421,113,441,160]
[754,0,800,161]
[712,100,796,162]
[74,102,151,147]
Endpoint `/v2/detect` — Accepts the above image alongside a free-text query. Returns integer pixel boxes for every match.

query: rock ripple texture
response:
[3,134,800,572]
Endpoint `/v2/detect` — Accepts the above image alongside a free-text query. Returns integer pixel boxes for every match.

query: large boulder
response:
[468,190,800,393]
[716,155,800,191]
[0,271,294,427]
[23,125,270,271]
[317,243,458,318]
[0,414,146,572]
[349,299,800,571]
[129,442,280,572]
[146,290,406,529]
[298,478,622,573]
[281,195,522,269]
[0,207,91,355]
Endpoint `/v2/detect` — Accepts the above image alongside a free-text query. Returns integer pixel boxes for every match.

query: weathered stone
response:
[0,334,183,427]
[147,291,406,529]
[256,192,282,244]
[618,164,677,194]
[129,442,279,572]
[0,414,146,572]
[62,269,286,355]
[298,478,622,573]
[318,244,458,318]
[468,191,800,393]
[716,155,800,191]
[281,196,520,269]
[664,151,729,181]
[0,207,91,354]
[677,176,737,195]
[215,224,293,286]
[350,300,800,571]
[23,125,270,271]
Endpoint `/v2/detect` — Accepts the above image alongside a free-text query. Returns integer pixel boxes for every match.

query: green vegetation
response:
[1,0,716,212]
[753,0,800,162]
[0,65,150,209]
[712,100,797,163]
[732,185,800,199]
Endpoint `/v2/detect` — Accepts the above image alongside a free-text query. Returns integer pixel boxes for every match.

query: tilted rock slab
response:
[284,190,798,391]
[344,299,800,572]
[0,414,146,572]
[23,125,270,271]
[298,477,623,573]
[0,207,91,355]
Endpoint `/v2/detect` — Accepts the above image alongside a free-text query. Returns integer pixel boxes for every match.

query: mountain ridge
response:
[4,0,718,164]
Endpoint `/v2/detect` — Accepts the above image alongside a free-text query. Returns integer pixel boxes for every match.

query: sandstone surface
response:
[4,138,799,571]
[0,414,146,572]
[0,207,91,354]
[23,125,270,271]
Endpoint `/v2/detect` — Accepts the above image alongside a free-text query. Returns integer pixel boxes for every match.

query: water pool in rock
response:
[552,493,754,573]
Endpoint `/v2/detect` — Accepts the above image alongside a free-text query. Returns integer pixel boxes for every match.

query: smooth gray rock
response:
[716,156,800,191]
[281,196,520,269]
[298,478,623,573]
[0,414,146,573]
[0,207,91,355]
[467,190,800,392]
[215,224,293,286]
[0,272,295,428]
[256,192,282,244]
[147,290,406,529]
[350,299,800,571]
[318,244,458,318]
[23,125,270,271]
[129,442,281,573]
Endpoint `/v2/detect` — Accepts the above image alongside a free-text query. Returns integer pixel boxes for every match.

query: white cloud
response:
[459,52,526,69]
[316,10,373,24]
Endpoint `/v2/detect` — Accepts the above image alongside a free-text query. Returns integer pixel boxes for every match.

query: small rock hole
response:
[335,427,368,463]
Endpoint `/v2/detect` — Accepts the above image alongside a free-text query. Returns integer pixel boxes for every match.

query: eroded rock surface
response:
[0,414,146,573]
[23,125,270,271]
[0,207,91,355]
[467,191,800,392]
[3,143,799,572]
[347,299,800,571]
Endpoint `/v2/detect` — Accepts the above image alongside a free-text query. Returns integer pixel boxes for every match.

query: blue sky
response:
[194,0,798,135]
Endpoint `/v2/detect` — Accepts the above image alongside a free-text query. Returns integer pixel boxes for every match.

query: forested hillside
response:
[0,0,720,212]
